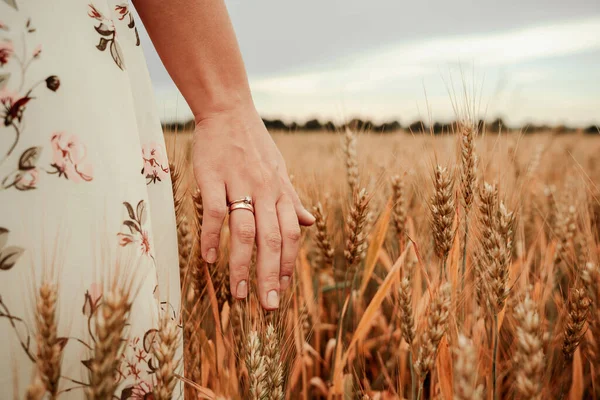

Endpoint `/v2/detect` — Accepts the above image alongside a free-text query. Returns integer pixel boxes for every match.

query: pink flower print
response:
[0,40,13,66]
[88,4,103,20]
[117,232,134,246]
[115,4,129,20]
[141,143,169,184]
[33,44,42,58]
[117,201,153,258]
[0,88,17,108]
[50,133,94,182]
[0,21,7,31]
[139,230,151,255]
[14,168,38,190]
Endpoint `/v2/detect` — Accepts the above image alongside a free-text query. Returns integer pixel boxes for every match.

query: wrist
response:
[193,89,255,125]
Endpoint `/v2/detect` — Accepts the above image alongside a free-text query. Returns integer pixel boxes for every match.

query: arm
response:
[134,0,314,310]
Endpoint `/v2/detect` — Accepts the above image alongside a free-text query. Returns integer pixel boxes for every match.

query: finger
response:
[228,193,256,299]
[277,195,301,291]
[255,197,282,310]
[199,179,227,263]
[285,181,315,226]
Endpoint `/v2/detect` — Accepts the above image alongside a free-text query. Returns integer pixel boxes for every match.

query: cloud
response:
[249,16,600,95]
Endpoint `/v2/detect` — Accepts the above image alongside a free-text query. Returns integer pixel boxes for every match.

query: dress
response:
[0,1,181,398]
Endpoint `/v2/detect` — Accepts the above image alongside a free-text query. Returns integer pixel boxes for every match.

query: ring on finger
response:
[229,201,255,214]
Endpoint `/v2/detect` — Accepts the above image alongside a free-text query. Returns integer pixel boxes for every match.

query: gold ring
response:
[229,202,255,214]
[228,195,253,207]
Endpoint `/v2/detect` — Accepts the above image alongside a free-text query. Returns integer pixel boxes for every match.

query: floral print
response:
[1,3,180,398]
[118,200,153,257]
[142,142,170,184]
[115,3,141,46]
[49,133,94,182]
[89,3,125,70]
[0,39,12,65]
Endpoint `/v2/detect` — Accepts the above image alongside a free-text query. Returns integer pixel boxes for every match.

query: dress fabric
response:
[0,1,181,398]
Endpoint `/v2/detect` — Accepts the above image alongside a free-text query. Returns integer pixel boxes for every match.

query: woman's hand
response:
[192,104,315,310]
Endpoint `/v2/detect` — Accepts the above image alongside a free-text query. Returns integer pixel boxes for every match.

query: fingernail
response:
[280,276,291,291]
[267,290,279,309]
[206,248,217,263]
[303,208,316,223]
[236,280,248,299]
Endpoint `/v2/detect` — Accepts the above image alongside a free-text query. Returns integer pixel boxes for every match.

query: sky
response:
[133,0,600,127]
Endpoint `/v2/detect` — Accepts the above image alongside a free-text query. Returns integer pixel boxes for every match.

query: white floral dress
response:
[0,1,181,398]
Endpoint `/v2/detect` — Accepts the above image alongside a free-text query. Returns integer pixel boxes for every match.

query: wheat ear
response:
[35,282,61,399]
[344,188,369,271]
[414,282,451,399]
[263,323,284,400]
[343,128,359,194]
[429,165,455,277]
[313,202,335,271]
[453,334,483,400]
[86,289,131,399]
[513,291,544,400]
[153,316,181,400]
[246,330,267,400]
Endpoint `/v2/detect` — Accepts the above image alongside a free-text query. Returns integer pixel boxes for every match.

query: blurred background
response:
[133,0,600,129]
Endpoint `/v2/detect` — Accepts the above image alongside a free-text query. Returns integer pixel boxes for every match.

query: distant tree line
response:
[162,117,598,134]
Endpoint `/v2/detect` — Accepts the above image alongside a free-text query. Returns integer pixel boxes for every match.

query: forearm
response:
[134,0,253,121]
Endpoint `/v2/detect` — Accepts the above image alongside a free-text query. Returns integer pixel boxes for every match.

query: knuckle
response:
[284,227,301,242]
[235,223,256,244]
[262,269,281,285]
[263,231,282,251]
[229,264,249,280]
[205,205,227,220]
[202,230,220,243]
[280,260,295,275]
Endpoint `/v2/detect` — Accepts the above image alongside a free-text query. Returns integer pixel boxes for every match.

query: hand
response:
[192,104,315,310]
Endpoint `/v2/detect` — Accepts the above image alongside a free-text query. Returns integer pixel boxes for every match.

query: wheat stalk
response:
[313,202,335,271]
[562,287,591,360]
[246,330,267,400]
[391,175,408,243]
[153,315,181,400]
[343,128,359,194]
[35,282,61,399]
[513,291,544,400]
[263,323,284,400]
[86,289,131,400]
[453,334,483,400]
[25,372,47,400]
[414,282,451,400]
[429,165,455,277]
[344,188,369,271]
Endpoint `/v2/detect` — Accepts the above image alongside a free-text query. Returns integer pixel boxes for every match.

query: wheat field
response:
[159,125,600,400]
[22,123,600,399]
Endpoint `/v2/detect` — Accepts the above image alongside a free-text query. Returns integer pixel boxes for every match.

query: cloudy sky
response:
[134,0,600,126]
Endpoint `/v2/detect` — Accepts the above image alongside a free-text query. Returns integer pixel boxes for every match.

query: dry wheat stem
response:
[453,334,483,400]
[246,330,267,400]
[562,287,591,360]
[86,289,131,400]
[344,128,359,195]
[25,372,47,400]
[153,316,181,400]
[415,282,451,399]
[344,188,369,271]
[264,323,284,400]
[313,202,335,271]
[429,165,455,278]
[35,282,61,399]
[391,175,408,244]
[513,291,544,400]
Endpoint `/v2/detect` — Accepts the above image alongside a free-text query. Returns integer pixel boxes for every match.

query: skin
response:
[134,0,315,310]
